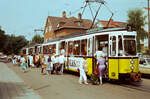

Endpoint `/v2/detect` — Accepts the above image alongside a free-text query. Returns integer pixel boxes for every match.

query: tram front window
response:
[124,40,136,56]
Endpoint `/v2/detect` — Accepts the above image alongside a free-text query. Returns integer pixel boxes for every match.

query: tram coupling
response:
[130,72,142,82]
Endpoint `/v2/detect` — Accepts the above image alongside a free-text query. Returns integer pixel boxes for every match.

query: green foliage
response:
[0,26,28,55]
[0,29,6,52]
[3,35,28,55]
[127,9,148,52]
[31,34,44,44]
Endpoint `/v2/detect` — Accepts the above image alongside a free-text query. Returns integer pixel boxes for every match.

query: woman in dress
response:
[96,52,106,85]
[20,55,27,73]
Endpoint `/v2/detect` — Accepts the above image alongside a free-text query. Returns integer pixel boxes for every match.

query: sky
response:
[0,0,147,40]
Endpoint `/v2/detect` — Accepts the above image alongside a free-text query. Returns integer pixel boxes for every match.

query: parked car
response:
[139,57,150,74]
[0,55,7,59]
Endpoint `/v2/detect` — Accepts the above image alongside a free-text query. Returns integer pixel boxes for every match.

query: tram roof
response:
[44,27,134,44]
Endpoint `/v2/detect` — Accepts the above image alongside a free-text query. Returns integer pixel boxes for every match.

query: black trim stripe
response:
[108,57,138,59]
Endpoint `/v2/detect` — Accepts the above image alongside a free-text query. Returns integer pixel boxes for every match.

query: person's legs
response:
[79,69,85,84]
[82,71,88,84]
[60,64,64,74]
[99,76,102,85]
[99,66,105,85]
[41,68,44,73]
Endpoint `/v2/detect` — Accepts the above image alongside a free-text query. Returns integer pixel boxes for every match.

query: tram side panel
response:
[108,58,119,80]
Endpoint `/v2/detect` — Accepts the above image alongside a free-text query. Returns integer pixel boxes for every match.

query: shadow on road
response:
[0,82,28,99]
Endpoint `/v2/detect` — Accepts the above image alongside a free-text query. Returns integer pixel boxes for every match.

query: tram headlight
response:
[130,65,134,70]
[130,60,134,64]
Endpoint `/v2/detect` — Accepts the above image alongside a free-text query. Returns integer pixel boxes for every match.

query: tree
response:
[31,34,44,44]
[127,9,148,52]
[3,35,28,55]
[0,28,6,52]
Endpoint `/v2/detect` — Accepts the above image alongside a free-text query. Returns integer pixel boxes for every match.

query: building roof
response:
[47,15,93,32]
[97,19,126,28]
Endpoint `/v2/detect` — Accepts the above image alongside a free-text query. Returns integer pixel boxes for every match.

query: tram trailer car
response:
[42,27,141,82]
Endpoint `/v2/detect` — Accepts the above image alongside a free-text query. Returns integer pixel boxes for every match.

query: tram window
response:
[81,39,87,56]
[68,41,73,56]
[111,36,116,56]
[118,36,123,56]
[88,38,92,56]
[124,40,136,56]
[52,44,56,54]
[48,45,53,54]
[59,42,66,55]
[73,40,80,55]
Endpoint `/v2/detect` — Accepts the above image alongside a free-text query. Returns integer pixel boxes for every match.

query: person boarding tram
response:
[96,51,106,85]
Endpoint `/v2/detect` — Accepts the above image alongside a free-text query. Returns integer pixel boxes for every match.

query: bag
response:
[42,64,47,68]
[77,68,80,72]
[94,68,99,75]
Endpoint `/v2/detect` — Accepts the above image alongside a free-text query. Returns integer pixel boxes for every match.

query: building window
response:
[49,25,52,32]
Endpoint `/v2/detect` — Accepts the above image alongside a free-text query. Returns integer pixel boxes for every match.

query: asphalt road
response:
[6,63,150,99]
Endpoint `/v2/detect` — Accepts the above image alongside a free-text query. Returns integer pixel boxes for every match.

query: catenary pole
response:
[148,0,150,49]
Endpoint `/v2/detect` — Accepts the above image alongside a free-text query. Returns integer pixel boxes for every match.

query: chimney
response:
[62,11,66,18]
[78,13,82,20]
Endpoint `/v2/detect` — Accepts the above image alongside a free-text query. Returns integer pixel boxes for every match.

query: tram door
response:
[108,35,119,80]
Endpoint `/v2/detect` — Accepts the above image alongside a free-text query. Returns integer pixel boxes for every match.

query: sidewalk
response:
[0,62,41,99]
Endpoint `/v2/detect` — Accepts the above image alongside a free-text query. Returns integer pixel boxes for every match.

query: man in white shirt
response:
[58,53,66,74]
[29,54,34,68]
[78,57,88,85]
[51,53,57,74]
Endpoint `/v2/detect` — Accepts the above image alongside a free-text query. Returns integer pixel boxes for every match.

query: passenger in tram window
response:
[78,56,88,85]
[96,52,106,85]
[118,50,123,56]
[102,44,108,56]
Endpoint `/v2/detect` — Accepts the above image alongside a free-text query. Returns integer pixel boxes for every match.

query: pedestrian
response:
[17,55,21,66]
[78,56,88,85]
[58,52,66,74]
[96,51,106,85]
[12,55,17,64]
[51,53,56,74]
[35,54,39,67]
[41,55,47,75]
[29,54,34,68]
[55,54,60,74]
[46,54,53,75]
[20,55,27,73]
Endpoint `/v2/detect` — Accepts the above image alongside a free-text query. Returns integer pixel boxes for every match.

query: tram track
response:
[117,80,150,93]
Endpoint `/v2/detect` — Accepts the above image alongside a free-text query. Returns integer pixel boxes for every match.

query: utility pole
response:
[34,29,44,35]
[148,0,150,49]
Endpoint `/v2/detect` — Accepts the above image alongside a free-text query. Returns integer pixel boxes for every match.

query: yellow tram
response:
[30,27,141,82]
